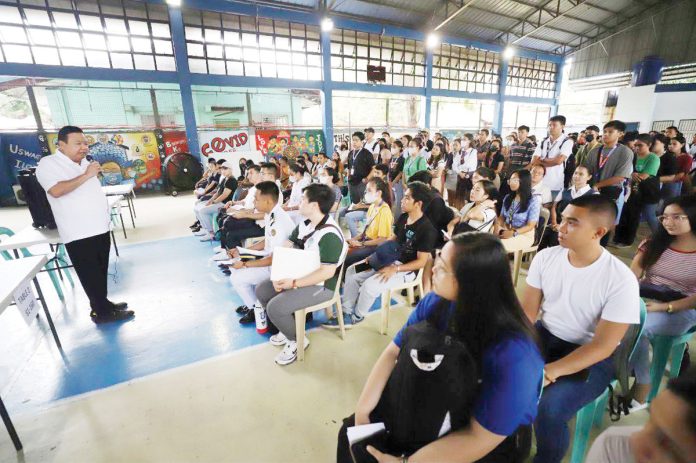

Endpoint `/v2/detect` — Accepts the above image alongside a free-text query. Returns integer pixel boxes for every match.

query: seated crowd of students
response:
[189,121,696,462]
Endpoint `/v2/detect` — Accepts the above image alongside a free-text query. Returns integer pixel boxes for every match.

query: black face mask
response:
[490,146,499,152]
[585,134,595,143]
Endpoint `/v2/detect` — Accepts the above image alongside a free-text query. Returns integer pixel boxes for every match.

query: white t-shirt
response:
[35,150,110,244]
[532,134,573,191]
[263,204,295,254]
[287,176,310,208]
[459,203,496,232]
[526,246,640,345]
[532,182,553,205]
[243,185,257,210]
[460,148,478,173]
[364,138,381,156]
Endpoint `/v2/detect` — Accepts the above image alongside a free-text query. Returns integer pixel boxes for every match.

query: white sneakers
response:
[199,234,214,242]
[270,334,310,365]
[213,246,223,253]
[269,332,287,346]
[193,230,208,236]
[212,251,229,261]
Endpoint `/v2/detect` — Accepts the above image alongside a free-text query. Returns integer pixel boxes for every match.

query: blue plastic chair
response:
[0,227,74,302]
[568,299,647,463]
[647,324,696,403]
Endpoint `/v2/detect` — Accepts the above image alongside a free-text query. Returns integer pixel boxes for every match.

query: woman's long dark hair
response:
[640,195,696,270]
[504,169,532,213]
[671,135,688,154]
[368,176,393,209]
[443,233,537,365]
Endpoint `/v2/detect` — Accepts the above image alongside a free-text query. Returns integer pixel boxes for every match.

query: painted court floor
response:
[0,201,407,462]
[0,194,655,462]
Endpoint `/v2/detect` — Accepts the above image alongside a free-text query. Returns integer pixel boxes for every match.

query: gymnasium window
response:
[329,29,425,87]
[505,57,557,99]
[432,44,500,94]
[182,10,322,80]
[0,0,175,71]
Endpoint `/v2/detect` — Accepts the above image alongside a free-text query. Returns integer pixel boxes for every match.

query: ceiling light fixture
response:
[166,0,181,7]
[503,46,515,60]
[321,18,334,32]
[426,33,440,49]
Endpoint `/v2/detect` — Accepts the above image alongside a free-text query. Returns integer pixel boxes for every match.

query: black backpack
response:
[17,168,57,229]
[373,302,532,462]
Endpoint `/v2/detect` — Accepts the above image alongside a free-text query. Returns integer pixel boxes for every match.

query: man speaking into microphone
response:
[36,126,134,324]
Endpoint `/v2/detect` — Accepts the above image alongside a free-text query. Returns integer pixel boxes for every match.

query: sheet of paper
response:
[236,246,268,257]
[270,247,320,281]
[13,280,38,326]
[346,422,386,445]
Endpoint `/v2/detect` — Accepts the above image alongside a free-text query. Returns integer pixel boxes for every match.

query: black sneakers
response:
[239,310,255,324]
[90,309,135,324]
[235,305,249,314]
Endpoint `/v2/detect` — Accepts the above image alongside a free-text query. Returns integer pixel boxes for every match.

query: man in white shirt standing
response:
[363,127,381,159]
[530,115,573,199]
[36,126,134,324]
[522,195,640,463]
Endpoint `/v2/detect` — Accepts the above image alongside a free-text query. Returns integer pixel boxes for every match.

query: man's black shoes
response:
[235,305,249,314]
[90,309,135,324]
[239,310,255,324]
[111,301,129,311]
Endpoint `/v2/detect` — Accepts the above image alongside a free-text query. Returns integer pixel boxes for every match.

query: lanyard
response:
[543,137,562,158]
[597,144,618,171]
[507,199,520,225]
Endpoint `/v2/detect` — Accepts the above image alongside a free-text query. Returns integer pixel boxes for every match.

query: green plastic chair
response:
[568,299,647,463]
[647,324,696,403]
[212,211,220,234]
[0,227,74,302]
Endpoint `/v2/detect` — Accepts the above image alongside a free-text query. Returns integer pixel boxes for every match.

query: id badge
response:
[350,168,355,176]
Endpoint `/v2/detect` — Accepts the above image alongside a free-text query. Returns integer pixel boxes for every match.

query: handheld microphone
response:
[86,155,103,179]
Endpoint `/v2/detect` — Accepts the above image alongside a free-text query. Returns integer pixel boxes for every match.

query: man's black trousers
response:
[64,232,112,316]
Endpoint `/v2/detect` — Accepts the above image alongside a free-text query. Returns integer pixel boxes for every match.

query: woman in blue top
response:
[496,169,541,251]
[337,233,544,462]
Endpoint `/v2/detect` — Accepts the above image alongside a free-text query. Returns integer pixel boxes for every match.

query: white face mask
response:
[289,176,297,184]
[363,191,378,204]
[319,175,331,185]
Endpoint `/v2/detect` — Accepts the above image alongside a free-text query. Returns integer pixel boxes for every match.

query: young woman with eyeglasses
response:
[629,195,696,405]
[336,233,543,462]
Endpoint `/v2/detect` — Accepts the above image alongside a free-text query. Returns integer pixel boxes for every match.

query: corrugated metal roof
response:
[255,0,673,58]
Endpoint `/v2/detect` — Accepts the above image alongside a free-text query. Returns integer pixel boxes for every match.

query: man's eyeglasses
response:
[657,214,689,223]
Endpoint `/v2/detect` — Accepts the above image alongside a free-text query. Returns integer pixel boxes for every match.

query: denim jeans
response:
[343,245,377,270]
[641,202,659,234]
[630,309,696,385]
[533,323,616,463]
[345,210,367,237]
[392,181,404,220]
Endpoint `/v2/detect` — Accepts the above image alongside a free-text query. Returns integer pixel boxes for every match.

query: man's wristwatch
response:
[667,303,674,313]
